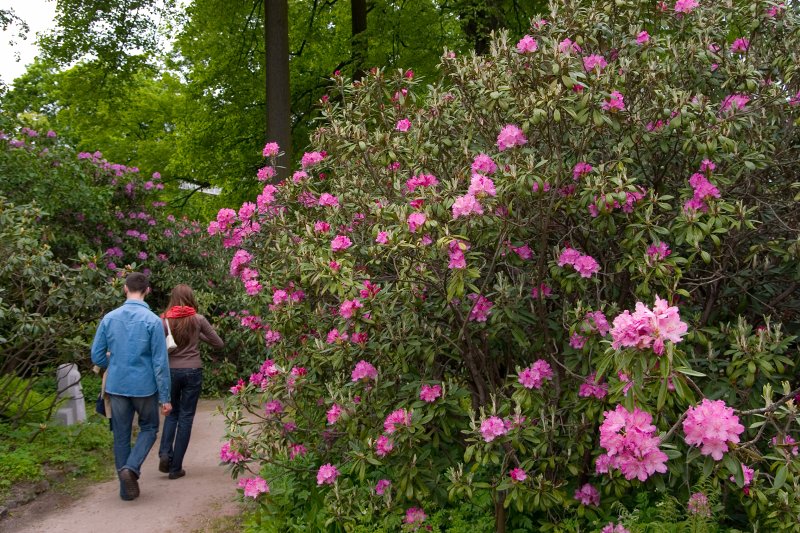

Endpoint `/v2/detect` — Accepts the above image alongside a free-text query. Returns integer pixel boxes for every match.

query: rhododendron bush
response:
[218,1,799,530]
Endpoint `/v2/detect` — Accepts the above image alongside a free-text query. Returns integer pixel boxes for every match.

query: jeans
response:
[109,394,159,496]
[158,368,203,473]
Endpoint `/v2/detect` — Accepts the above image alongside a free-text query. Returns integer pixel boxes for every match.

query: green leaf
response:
[773,465,788,490]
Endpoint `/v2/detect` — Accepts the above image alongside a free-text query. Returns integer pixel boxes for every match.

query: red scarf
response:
[165,306,197,318]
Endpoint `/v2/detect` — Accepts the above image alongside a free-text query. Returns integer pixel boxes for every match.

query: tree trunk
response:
[265,0,291,179]
[351,0,368,80]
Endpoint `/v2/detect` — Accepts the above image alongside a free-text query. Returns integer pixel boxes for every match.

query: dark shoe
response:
[119,468,140,499]
[168,469,186,480]
[158,455,170,474]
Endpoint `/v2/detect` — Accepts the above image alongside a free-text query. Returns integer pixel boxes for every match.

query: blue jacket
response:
[91,299,171,404]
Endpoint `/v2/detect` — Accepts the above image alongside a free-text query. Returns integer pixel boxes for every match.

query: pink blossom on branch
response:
[674,0,699,13]
[448,240,469,269]
[404,507,427,527]
[480,416,508,442]
[509,468,527,482]
[406,173,439,192]
[351,360,378,381]
[730,37,749,54]
[339,299,363,319]
[420,384,442,402]
[375,479,391,494]
[610,296,688,354]
[636,31,650,45]
[238,476,270,498]
[602,91,626,112]
[496,124,527,151]
[468,173,497,197]
[384,408,412,433]
[583,54,608,73]
[598,404,668,481]
[316,463,339,485]
[396,118,411,132]
[683,398,744,460]
[574,483,600,506]
[331,235,352,251]
[471,153,497,175]
[376,231,389,244]
[407,212,427,233]
[452,194,484,219]
[375,435,394,456]
[262,142,280,157]
[467,293,494,322]
[517,360,554,389]
[326,403,343,424]
[301,151,325,168]
[516,35,538,54]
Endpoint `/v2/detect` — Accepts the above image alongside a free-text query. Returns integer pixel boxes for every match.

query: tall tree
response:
[265,0,291,178]
[351,0,368,80]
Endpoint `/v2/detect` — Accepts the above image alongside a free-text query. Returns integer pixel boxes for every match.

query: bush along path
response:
[3,400,240,533]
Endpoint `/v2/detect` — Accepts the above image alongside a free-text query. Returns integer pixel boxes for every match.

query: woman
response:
[158,284,223,479]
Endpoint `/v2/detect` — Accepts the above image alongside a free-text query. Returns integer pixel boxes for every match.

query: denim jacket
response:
[91,300,171,404]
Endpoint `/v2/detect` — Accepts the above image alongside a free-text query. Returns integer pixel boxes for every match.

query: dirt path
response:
[3,400,241,533]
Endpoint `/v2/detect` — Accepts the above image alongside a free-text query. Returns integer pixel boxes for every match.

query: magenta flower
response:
[480,416,508,442]
[351,360,378,381]
[238,476,269,498]
[611,296,688,354]
[301,151,325,168]
[326,403,342,424]
[646,242,671,261]
[376,231,389,244]
[730,38,750,54]
[688,492,711,517]
[257,165,276,181]
[573,255,600,278]
[404,507,427,526]
[674,0,699,13]
[314,220,331,233]
[243,278,262,296]
[496,124,527,151]
[351,331,368,345]
[558,247,582,267]
[468,174,497,197]
[471,153,497,175]
[720,93,750,114]
[512,244,532,260]
[316,463,339,485]
[384,408,412,433]
[396,118,411,132]
[289,443,307,459]
[598,404,668,481]
[558,38,581,55]
[448,240,469,269]
[292,170,309,183]
[467,293,493,322]
[326,328,348,343]
[601,523,631,533]
[419,384,442,402]
[570,333,587,349]
[406,173,439,192]
[602,91,625,112]
[572,161,593,180]
[583,54,608,73]
[220,441,245,463]
[509,468,527,482]
[517,360,554,389]
[451,194,484,219]
[683,398,744,460]
[579,373,608,399]
[375,479,392,495]
[265,400,283,416]
[339,299,363,319]
[318,193,339,207]
[636,31,650,45]
[331,235,352,252]
[516,35,538,54]
[574,483,600,506]
[262,142,280,157]
[407,212,427,233]
[375,435,394,457]
[771,435,799,456]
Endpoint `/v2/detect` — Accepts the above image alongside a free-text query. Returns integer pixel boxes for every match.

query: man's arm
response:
[90,319,109,368]
[150,319,171,405]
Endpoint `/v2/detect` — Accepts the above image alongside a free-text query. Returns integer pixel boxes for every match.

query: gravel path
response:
[4,400,240,533]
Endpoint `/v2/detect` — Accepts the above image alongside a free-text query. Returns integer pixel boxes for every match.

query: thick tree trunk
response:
[351,0,367,80]
[265,0,291,179]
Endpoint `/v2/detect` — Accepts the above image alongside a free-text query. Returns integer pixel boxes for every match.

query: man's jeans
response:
[109,393,159,479]
[158,368,203,473]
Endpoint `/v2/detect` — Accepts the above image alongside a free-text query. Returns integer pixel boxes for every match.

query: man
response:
[91,272,172,501]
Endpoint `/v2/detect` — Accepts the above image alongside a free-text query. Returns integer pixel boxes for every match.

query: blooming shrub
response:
[216,1,800,530]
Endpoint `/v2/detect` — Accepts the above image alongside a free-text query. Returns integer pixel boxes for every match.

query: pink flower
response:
[574,483,600,506]
[326,328,348,343]
[517,360,554,389]
[467,293,493,322]
[579,373,609,399]
[480,416,508,442]
[572,162,593,180]
[583,54,608,73]
[573,255,600,278]
[301,151,325,168]
[452,194,484,219]
[351,360,378,381]
[289,443,307,459]
[262,142,280,157]
[646,242,671,261]
[674,0,699,14]
[570,333,587,349]
[396,118,411,132]
[292,170,309,183]
[265,400,283,416]
[468,174,497,197]
[407,212,427,233]
[419,384,442,402]
[688,492,711,517]
[376,231,389,244]
[583,311,610,336]
[611,296,688,354]
[448,240,469,269]
[339,299,363,319]
[531,283,552,299]
[771,435,799,456]
[404,507,427,526]
[375,435,394,457]
[257,165,276,181]
[496,124,527,151]
[318,193,339,207]
[599,404,668,481]
[602,91,625,112]
[601,523,631,533]
[220,441,245,463]
[316,463,339,485]
[558,38,581,55]
[244,279,262,295]
[471,153,497,175]
[730,38,749,54]
[683,398,744,460]
[516,35,538,54]
[375,479,391,495]
[636,31,650,45]
[351,331,368,345]
[229,379,245,395]
[326,403,342,424]
[558,247,582,267]
[509,468,527,482]
[238,476,269,498]
[331,235,352,251]
[384,408,412,433]
[406,173,439,192]
[314,220,331,233]
[720,94,750,114]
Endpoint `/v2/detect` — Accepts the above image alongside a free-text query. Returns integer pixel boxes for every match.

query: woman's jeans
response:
[158,368,203,473]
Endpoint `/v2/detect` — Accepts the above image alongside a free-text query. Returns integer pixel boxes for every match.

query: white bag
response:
[165,319,178,351]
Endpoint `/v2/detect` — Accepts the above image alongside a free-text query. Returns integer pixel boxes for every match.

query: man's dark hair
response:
[125,272,150,294]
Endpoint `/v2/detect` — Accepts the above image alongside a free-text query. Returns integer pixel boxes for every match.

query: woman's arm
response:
[198,315,224,348]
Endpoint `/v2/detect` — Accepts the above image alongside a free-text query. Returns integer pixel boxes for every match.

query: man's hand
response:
[161,403,173,416]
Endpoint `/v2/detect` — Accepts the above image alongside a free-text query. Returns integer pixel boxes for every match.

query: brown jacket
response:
[163,314,224,369]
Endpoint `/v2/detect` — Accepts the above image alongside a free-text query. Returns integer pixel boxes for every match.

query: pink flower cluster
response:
[572,161,592,180]
[516,35,538,53]
[687,492,711,517]
[517,360,554,389]
[375,435,393,456]
[480,416,508,442]
[509,468,527,482]
[771,435,799,456]
[468,174,496,198]
[404,507,427,527]
[684,162,721,212]
[597,405,668,481]
[683,398,744,460]
[407,212,426,233]
[558,247,600,278]
[646,242,671,262]
[238,476,269,498]
[720,93,750,114]
[339,298,363,319]
[730,37,749,54]
[574,483,600,506]
[448,240,469,269]
[406,173,439,192]
[316,463,339,485]
[583,54,607,73]
[419,384,442,402]
[331,234,352,251]
[588,188,645,217]
[220,441,246,463]
[262,142,280,157]
[301,151,325,168]
[496,124,527,151]
[384,408,412,434]
[375,479,391,495]
[602,91,626,112]
[472,153,497,175]
[601,523,630,533]
[467,293,493,322]
[610,296,688,355]
[674,0,698,14]
[351,360,378,381]
[396,118,411,132]
[452,193,484,219]
[579,373,608,399]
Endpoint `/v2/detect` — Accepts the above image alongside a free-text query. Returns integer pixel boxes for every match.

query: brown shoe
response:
[119,468,140,499]
[158,456,170,474]
[168,469,186,480]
